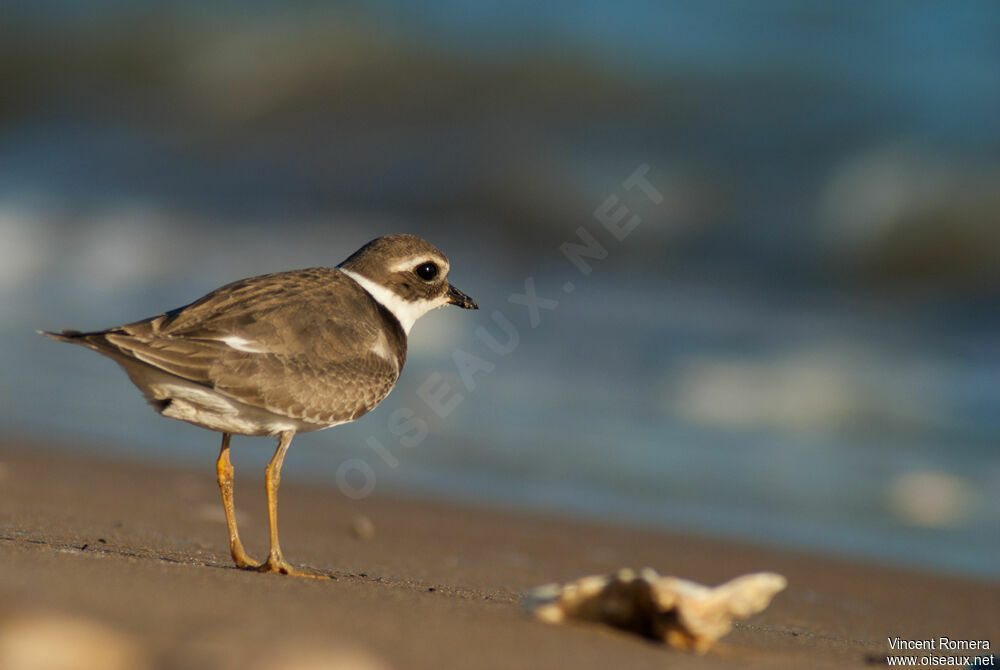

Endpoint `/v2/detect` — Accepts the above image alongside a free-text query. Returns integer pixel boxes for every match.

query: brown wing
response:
[48,268,407,425]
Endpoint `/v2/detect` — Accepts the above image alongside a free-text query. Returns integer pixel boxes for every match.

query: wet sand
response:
[1,437,996,669]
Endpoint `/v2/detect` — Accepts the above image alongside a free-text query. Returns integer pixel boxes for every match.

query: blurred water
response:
[3,210,998,580]
[2,1,1000,579]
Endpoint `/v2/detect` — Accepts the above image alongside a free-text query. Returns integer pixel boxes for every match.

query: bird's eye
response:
[415,262,438,281]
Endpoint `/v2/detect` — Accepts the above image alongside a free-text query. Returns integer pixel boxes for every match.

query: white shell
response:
[526,568,787,653]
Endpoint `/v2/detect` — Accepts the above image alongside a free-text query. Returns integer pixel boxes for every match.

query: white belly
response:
[113,355,337,436]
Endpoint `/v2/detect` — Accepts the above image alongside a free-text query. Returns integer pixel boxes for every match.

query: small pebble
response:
[351,515,376,540]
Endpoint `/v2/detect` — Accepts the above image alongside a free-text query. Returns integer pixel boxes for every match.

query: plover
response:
[42,234,478,577]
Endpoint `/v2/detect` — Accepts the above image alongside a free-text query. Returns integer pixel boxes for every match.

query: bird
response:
[42,234,478,578]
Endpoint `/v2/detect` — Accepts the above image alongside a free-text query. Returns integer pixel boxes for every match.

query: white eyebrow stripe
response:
[387,255,450,274]
[220,335,270,353]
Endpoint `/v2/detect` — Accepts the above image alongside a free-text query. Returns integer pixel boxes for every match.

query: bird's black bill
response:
[447,284,478,309]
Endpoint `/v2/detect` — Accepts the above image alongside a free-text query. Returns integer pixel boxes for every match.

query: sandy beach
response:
[1,437,996,670]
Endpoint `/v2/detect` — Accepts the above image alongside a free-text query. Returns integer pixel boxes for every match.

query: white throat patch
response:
[339,268,445,335]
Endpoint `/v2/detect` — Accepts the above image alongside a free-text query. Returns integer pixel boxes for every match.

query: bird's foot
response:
[254,555,331,579]
[229,543,262,570]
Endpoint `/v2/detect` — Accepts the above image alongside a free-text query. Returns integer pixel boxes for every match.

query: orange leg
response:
[255,430,326,578]
[215,433,261,569]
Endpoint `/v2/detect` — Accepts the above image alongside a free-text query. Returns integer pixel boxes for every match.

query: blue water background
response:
[1,1,998,579]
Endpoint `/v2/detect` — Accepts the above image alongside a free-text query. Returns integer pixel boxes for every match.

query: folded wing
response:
[46,268,406,425]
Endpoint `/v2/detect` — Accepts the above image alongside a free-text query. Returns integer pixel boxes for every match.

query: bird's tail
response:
[39,329,123,358]
[39,329,86,343]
